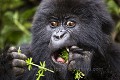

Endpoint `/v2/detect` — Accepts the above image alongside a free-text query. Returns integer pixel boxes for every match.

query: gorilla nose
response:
[50,30,70,50]
[53,30,66,40]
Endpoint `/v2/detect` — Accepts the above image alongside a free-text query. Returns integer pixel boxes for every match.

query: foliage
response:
[0,0,37,49]
[26,57,85,80]
[59,48,69,62]
[26,58,54,80]
[74,70,85,80]
[106,0,120,42]
[17,47,54,80]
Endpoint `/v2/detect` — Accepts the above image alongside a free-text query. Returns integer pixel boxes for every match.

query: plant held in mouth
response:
[58,48,69,63]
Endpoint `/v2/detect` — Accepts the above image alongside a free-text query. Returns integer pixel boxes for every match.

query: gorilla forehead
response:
[38,0,104,16]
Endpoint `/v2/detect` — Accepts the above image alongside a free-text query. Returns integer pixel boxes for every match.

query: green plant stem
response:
[18,47,21,54]
[28,63,54,73]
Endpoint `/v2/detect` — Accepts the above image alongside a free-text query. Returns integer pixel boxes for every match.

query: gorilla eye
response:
[66,21,76,27]
[50,21,59,27]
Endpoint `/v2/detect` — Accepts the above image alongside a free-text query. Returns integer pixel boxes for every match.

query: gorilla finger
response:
[70,48,83,54]
[72,53,82,59]
[10,52,27,60]
[68,60,75,70]
[12,59,26,67]
[8,46,17,53]
[70,46,83,51]
[13,67,24,76]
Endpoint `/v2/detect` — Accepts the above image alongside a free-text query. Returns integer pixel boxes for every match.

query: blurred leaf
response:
[20,7,37,21]
[0,0,24,11]
[106,0,120,15]
[13,12,30,35]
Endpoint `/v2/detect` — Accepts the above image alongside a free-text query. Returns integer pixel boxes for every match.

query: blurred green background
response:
[0,0,120,49]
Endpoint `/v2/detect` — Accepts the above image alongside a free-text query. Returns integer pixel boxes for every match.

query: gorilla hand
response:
[68,46,93,75]
[8,47,27,76]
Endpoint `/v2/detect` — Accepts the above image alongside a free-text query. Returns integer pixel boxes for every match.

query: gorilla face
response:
[48,16,94,74]
[31,0,113,79]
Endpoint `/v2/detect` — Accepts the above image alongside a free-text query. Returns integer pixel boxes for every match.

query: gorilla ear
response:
[101,17,114,35]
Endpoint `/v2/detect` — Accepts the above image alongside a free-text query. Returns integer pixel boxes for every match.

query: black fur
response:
[0,0,120,80]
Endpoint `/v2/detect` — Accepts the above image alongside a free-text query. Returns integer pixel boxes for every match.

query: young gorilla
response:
[0,0,120,80]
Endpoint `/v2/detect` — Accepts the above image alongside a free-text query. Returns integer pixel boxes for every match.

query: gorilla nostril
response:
[60,33,65,39]
[54,35,60,40]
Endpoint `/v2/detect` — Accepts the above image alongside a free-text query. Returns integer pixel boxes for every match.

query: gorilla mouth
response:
[51,47,69,64]
[51,46,92,64]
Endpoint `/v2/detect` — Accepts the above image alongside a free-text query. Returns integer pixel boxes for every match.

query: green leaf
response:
[74,70,85,80]
[60,48,69,62]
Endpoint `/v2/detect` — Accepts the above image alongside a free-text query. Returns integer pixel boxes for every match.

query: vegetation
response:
[17,47,54,80]
[0,0,39,49]
[74,70,85,80]
[106,0,120,42]
[59,48,69,62]
[26,58,54,80]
